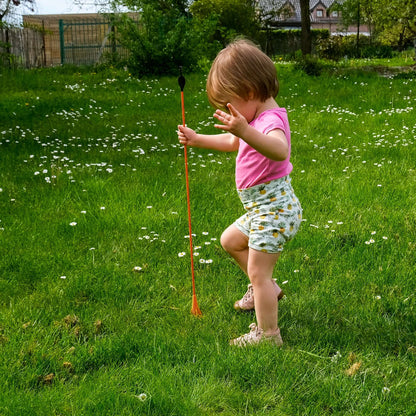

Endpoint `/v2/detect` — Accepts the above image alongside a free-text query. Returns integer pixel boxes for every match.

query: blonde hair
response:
[206,39,279,110]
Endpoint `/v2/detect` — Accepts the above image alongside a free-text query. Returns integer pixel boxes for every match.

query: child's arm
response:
[214,103,288,161]
[178,125,239,152]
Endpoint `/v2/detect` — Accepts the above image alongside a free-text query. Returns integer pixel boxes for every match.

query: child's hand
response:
[213,103,248,138]
[178,125,198,147]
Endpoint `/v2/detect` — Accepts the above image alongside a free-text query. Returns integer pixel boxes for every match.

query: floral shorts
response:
[234,176,302,253]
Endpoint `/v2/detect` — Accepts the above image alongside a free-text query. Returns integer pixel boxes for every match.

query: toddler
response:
[178,39,302,346]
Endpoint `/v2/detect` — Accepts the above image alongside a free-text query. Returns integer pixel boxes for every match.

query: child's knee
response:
[220,225,247,253]
[220,229,232,252]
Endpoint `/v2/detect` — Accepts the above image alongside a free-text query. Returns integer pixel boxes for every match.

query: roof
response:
[257,0,343,21]
[311,0,337,8]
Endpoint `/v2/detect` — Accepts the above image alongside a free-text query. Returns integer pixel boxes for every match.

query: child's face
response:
[228,96,258,123]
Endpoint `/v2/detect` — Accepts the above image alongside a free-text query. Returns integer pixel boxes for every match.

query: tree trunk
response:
[356,0,360,55]
[300,0,312,55]
[414,37,416,63]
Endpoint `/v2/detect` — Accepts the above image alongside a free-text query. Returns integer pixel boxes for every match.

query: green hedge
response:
[316,35,393,60]
[260,29,330,56]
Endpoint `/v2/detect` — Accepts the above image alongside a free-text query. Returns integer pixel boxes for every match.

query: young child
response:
[178,39,302,346]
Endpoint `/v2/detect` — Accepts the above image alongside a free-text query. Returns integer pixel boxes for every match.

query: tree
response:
[105,0,220,75]
[300,0,311,55]
[372,0,416,52]
[333,0,416,53]
[0,0,35,22]
[332,0,374,52]
[190,0,260,46]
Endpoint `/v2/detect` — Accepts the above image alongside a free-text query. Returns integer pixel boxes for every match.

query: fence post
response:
[42,19,46,67]
[59,19,65,65]
[111,24,116,55]
[5,28,11,68]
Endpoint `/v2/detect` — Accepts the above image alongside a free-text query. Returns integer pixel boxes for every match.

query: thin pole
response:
[178,69,202,316]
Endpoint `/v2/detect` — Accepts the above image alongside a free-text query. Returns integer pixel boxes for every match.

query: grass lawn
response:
[0,61,415,415]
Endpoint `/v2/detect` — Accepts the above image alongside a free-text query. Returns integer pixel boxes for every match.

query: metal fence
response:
[0,17,130,68]
[59,19,129,66]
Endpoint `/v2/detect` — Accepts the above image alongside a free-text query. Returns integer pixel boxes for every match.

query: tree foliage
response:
[109,0,220,75]
[372,0,416,49]
[190,0,260,46]
[333,0,416,50]
[105,0,264,75]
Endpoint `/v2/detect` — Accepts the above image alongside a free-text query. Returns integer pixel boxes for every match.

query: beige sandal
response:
[233,279,284,311]
[230,323,283,347]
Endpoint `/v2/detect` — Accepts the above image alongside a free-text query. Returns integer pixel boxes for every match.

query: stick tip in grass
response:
[191,295,202,316]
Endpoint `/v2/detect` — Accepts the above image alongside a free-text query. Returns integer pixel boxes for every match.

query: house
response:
[258,0,370,35]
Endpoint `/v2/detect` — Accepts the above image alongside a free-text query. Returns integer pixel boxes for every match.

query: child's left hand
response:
[213,103,248,138]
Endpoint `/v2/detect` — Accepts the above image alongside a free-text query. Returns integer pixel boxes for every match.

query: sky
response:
[35,0,103,15]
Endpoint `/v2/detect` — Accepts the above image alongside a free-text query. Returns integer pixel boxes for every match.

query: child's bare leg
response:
[220,224,249,274]
[248,249,280,334]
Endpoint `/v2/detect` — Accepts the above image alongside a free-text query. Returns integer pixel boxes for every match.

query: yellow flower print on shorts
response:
[234,176,302,253]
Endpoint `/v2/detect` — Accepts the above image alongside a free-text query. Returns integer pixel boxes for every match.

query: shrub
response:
[190,0,261,46]
[261,29,329,56]
[112,7,221,76]
[293,50,323,76]
[316,35,393,60]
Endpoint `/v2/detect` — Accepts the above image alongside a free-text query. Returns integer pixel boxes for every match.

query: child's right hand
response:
[178,125,198,147]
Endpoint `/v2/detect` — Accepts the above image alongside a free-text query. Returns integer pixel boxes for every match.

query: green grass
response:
[0,63,415,415]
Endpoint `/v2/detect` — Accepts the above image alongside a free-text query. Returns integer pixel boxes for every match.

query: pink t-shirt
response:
[235,107,293,189]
